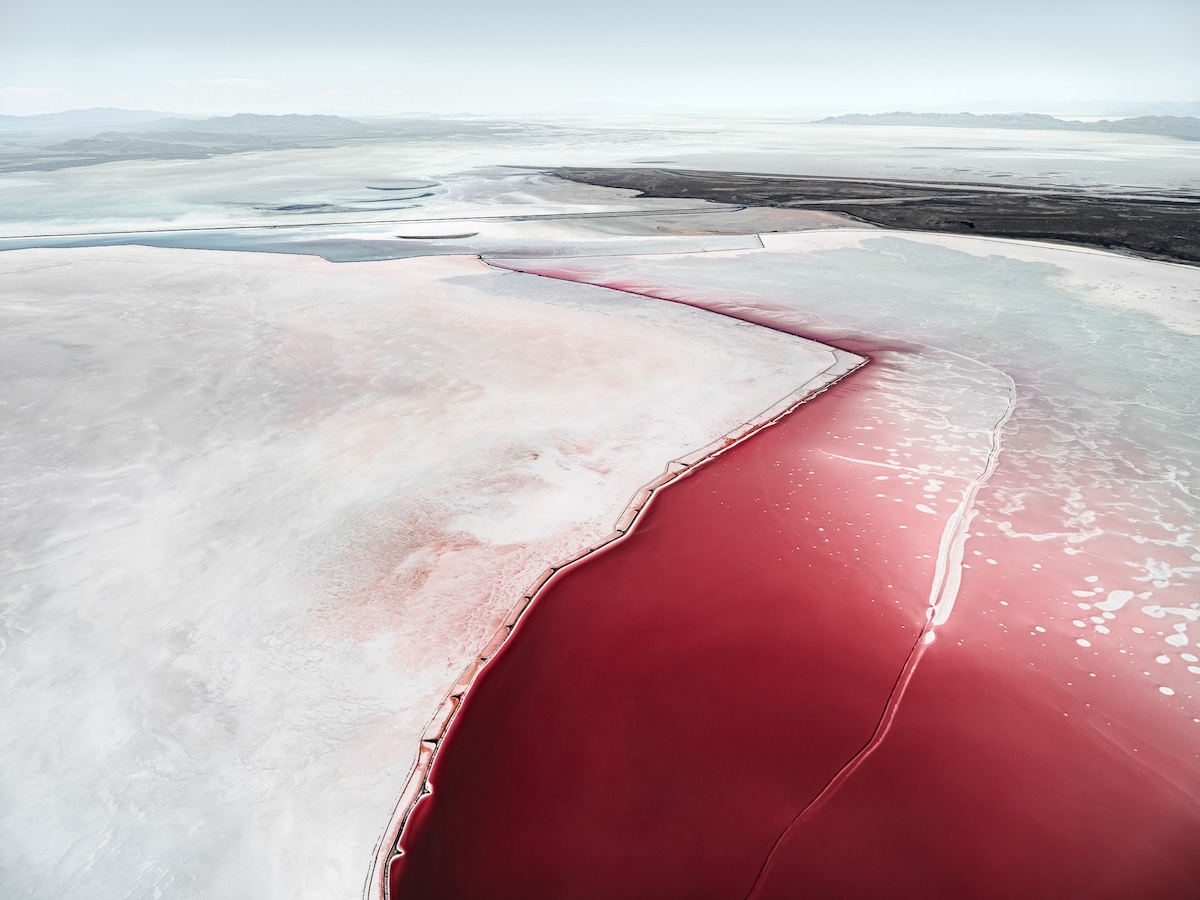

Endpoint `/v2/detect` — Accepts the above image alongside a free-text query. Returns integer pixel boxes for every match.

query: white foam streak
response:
[928,371,1016,629]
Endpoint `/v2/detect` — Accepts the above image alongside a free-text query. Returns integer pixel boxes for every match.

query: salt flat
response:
[3,119,1199,898]
[0,246,843,898]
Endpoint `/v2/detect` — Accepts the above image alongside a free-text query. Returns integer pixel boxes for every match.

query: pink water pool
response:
[391,360,967,895]
[386,259,1200,895]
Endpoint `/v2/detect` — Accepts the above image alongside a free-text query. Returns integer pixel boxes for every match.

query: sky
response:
[1,0,1198,116]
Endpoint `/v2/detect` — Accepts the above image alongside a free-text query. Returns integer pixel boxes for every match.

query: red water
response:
[391,364,963,898]
[750,640,1200,899]
[389,265,1200,897]
[742,523,1198,898]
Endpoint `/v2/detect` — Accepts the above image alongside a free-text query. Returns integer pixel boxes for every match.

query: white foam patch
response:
[1095,589,1135,611]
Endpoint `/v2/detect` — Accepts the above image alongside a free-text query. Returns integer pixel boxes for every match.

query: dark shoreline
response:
[550,167,1200,266]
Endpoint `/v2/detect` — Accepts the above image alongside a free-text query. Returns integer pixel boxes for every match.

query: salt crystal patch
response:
[915,504,936,515]
[1156,655,1171,664]
[1160,686,1176,696]
[1073,590,1094,598]
[1166,634,1188,647]
[1084,575,1099,583]
[1095,590,1134,612]
[1077,639,1092,647]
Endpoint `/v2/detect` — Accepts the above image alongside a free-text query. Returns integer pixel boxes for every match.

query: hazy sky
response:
[2,0,1197,116]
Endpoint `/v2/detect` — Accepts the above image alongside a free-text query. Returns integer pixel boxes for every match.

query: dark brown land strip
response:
[551,167,1200,265]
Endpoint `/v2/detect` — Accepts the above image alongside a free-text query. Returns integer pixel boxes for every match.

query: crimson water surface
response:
[389,365,962,897]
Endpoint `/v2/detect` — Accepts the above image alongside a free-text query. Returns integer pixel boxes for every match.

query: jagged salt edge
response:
[364,344,865,900]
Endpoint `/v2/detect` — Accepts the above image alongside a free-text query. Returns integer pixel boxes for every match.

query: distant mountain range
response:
[816,112,1200,141]
[3,107,1198,176]
[141,113,370,135]
[0,107,175,128]
[0,111,557,174]
[0,109,370,136]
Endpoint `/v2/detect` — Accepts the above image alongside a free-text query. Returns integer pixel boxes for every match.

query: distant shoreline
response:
[550,167,1200,266]
[814,111,1200,142]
